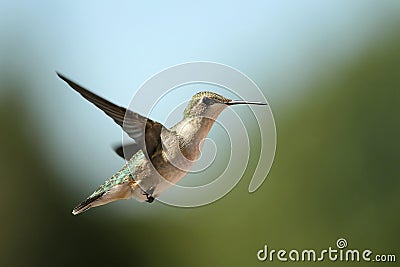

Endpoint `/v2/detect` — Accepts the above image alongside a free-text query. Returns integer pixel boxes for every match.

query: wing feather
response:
[57,72,164,156]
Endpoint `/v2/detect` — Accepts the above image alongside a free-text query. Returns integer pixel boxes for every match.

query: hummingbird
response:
[57,72,267,215]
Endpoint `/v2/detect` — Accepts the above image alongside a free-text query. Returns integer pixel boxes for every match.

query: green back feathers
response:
[183,91,231,117]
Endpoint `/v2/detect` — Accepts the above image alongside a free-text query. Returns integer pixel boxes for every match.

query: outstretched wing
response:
[57,72,164,156]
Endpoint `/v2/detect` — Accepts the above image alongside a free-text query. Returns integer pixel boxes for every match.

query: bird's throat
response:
[174,117,216,161]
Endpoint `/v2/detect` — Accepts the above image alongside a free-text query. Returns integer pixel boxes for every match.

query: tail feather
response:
[72,181,137,215]
[72,193,104,215]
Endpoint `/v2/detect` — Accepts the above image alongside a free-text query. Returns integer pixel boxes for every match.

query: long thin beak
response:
[225,100,267,106]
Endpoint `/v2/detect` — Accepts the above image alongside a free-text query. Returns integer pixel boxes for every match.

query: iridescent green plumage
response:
[72,150,145,214]
[191,91,231,102]
[90,151,142,197]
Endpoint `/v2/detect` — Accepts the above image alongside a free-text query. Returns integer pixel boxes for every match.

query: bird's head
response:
[183,91,267,119]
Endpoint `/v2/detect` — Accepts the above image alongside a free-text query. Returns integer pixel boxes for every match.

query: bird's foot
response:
[146,195,155,203]
[142,187,155,203]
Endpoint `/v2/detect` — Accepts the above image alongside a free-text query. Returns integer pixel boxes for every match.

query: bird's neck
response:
[172,116,217,160]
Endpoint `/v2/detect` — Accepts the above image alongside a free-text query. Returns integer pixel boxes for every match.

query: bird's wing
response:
[113,143,141,160]
[57,72,164,156]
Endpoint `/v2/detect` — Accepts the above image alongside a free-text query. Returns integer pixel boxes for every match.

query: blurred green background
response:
[0,1,399,266]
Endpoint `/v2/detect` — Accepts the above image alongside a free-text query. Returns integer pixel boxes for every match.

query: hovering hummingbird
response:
[57,72,267,215]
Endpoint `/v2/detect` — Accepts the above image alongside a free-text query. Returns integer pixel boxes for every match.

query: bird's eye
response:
[202,97,212,105]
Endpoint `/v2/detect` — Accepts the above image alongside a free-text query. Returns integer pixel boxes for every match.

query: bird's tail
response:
[72,193,104,215]
[72,179,138,215]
